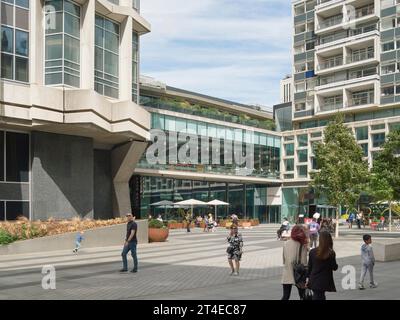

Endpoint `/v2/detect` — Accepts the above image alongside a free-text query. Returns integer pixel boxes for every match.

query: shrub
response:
[168,220,178,224]
[0,229,18,245]
[148,219,165,229]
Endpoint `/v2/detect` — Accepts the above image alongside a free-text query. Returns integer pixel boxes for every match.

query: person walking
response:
[227,225,243,276]
[359,234,378,290]
[231,213,239,226]
[308,218,320,249]
[306,231,338,300]
[356,212,362,229]
[348,212,355,229]
[281,225,308,300]
[72,231,84,253]
[120,213,138,273]
[186,212,192,233]
[204,215,208,232]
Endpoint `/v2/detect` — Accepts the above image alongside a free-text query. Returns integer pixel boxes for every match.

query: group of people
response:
[281,224,378,300]
[347,211,366,229]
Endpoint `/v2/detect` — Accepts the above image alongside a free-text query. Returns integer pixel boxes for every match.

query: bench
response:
[374,239,400,262]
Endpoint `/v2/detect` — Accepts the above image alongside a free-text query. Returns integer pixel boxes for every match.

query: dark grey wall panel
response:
[381,7,396,18]
[294,52,307,62]
[294,13,307,23]
[31,132,94,220]
[381,74,395,84]
[0,183,29,201]
[93,149,112,220]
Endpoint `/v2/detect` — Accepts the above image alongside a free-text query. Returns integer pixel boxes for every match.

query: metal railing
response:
[319,102,343,112]
[319,56,343,70]
[348,93,374,107]
[319,15,343,29]
[347,50,374,63]
[318,24,377,46]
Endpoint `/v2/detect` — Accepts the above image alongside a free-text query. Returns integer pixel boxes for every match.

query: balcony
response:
[318,56,343,71]
[319,101,343,112]
[347,92,374,107]
[317,67,378,90]
[316,4,376,34]
[346,50,374,64]
[318,15,343,30]
[317,23,377,48]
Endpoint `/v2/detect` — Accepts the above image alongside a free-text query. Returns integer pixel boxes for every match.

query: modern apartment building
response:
[0,0,150,221]
[132,76,283,223]
[282,0,400,221]
[274,76,293,132]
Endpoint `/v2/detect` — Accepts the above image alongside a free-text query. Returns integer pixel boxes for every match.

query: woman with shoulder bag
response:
[281,225,308,300]
[306,231,338,300]
[227,225,243,276]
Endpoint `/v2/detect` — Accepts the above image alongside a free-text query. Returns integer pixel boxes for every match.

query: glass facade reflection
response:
[138,113,281,179]
[132,175,278,223]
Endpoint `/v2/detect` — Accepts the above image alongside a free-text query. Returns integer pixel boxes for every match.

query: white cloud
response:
[140,0,292,106]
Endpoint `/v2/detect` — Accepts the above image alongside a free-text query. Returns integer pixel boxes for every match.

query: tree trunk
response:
[335,205,340,239]
[389,201,392,233]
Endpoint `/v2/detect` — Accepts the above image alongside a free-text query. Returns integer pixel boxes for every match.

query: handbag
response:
[293,244,308,289]
[226,246,234,254]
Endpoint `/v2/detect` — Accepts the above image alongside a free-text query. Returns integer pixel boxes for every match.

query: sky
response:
[140,0,292,110]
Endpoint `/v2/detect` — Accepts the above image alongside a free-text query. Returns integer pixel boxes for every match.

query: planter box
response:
[148,228,169,242]
[168,223,183,229]
[242,222,252,228]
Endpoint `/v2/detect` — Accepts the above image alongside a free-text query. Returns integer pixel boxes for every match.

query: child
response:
[359,234,377,290]
[73,231,84,253]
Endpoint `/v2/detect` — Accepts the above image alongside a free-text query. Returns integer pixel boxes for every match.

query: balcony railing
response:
[318,24,377,46]
[319,102,343,112]
[319,56,343,70]
[348,93,374,107]
[319,15,343,29]
[346,51,374,63]
[354,4,374,19]
[318,68,377,86]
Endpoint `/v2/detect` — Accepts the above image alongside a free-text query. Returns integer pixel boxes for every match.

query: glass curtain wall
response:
[94,14,119,98]
[132,32,139,103]
[45,0,80,87]
[136,176,269,221]
[140,113,281,179]
[1,0,29,82]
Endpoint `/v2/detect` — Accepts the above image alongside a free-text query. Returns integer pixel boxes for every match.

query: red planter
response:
[148,228,169,242]
[168,223,183,229]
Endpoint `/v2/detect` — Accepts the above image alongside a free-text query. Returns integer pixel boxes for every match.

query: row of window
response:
[1,0,140,102]
[0,201,29,221]
[294,0,316,16]
[1,0,29,81]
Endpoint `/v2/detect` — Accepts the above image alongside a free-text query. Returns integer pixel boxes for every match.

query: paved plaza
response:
[0,225,399,300]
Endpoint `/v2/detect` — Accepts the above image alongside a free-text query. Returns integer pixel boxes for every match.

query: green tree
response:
[368,130,400,231]
[310,114,369,238]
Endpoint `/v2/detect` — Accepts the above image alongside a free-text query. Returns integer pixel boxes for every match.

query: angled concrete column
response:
[111,140,148,217]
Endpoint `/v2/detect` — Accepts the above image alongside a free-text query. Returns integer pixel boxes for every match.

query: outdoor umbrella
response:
[174,199,207,218]
[150,200,174,220]
[207,199,229,221]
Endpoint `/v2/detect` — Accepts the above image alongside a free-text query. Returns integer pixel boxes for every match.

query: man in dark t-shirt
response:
[120,213,138,273]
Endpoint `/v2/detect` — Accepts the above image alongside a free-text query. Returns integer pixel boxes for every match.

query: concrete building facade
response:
[0,0,150,220]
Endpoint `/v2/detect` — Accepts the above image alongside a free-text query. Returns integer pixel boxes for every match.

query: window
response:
[382,63,397,75]
[297,134,308,147]
[382,41,395,52]
[372,133,385,148]
[371,123,385,131]
[310,131,321,138]
[1,0,29,82]
[297,165,308,178]
[132,32,139,103]
[359,143,368,157]
[6,131,29,182]
[95,15,119,99]
[295,23,306,34]
[294,3,305,16]
[382,86,395,96]
[295,102,306,111]
[132,0,140,12]
[45,0,81,87]
[355,127,368,140]
[306,40,315,51]
[285,159,294,172]
[285,143,294,156]
[298,149,308,163]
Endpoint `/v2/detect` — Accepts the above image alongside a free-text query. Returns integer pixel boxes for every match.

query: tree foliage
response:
[368,130,400,203]
[310,114,369,210]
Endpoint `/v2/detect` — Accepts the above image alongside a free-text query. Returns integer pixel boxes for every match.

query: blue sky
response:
[140,0,292,110]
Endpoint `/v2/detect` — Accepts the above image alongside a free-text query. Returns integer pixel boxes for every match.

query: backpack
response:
[310,222,317,233]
